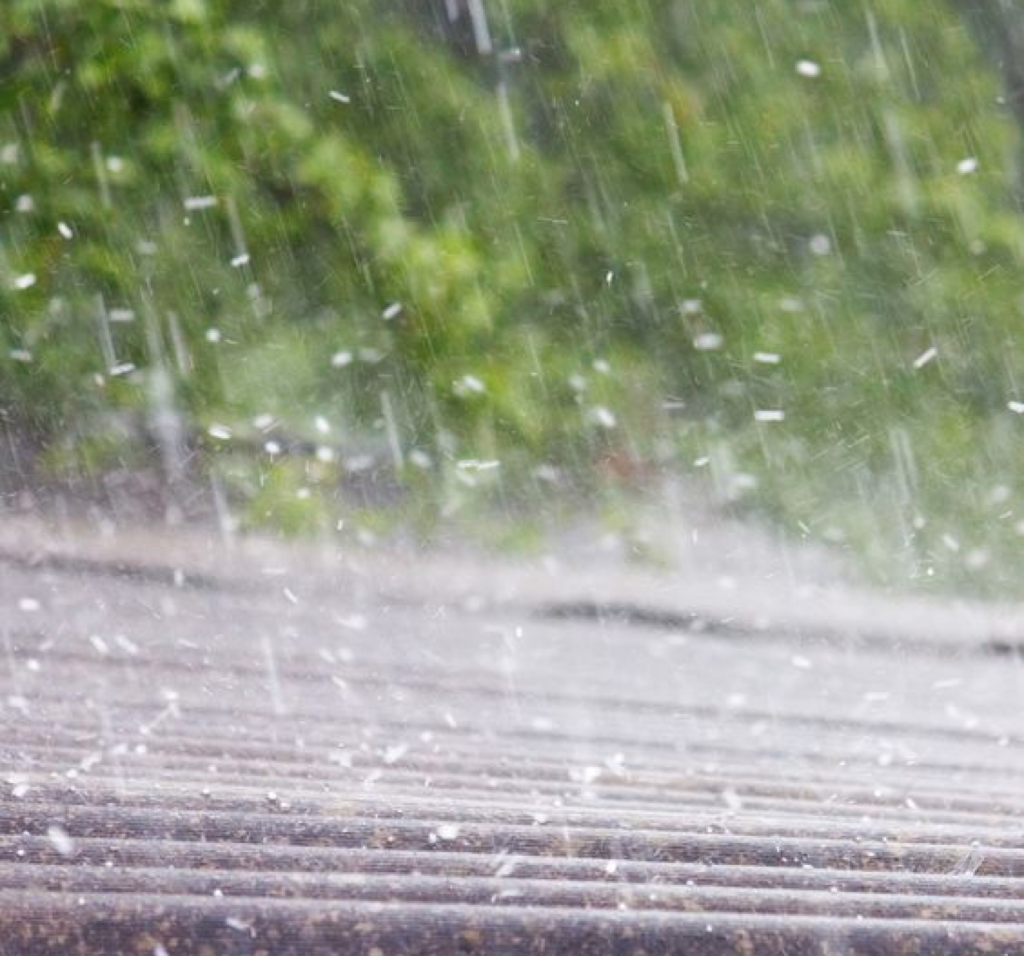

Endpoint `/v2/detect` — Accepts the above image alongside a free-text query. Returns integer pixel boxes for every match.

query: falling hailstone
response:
[184,195,218,211]
[796,59,821,78]
[693,332,723,351]
[913,347,937,370]
[956,157,978,175]
[809,234,832,256]
[47,825,75,858]
[453,374,486,397]
[721,789,744,811]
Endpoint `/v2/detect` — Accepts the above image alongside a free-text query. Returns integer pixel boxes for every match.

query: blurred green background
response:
[1,0,1021,595]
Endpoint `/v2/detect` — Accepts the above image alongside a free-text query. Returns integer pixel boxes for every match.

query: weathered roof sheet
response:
[1,532,1022,954]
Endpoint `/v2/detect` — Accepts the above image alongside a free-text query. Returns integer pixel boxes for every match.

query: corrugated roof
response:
[1,537,1022,954]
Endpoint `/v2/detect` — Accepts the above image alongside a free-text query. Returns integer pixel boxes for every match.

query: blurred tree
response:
[952,0,1024,199]
[0,0,1020,593]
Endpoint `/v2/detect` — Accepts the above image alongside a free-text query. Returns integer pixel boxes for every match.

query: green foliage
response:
[1,0,1021,595]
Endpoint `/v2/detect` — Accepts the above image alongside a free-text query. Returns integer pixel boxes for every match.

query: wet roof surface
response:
[1,539,1023,954]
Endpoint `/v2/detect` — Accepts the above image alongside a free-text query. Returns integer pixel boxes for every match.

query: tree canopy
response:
[1,0,1021,594]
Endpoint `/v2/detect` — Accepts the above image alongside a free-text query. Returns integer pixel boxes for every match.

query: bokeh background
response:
[1,0,1022,596]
